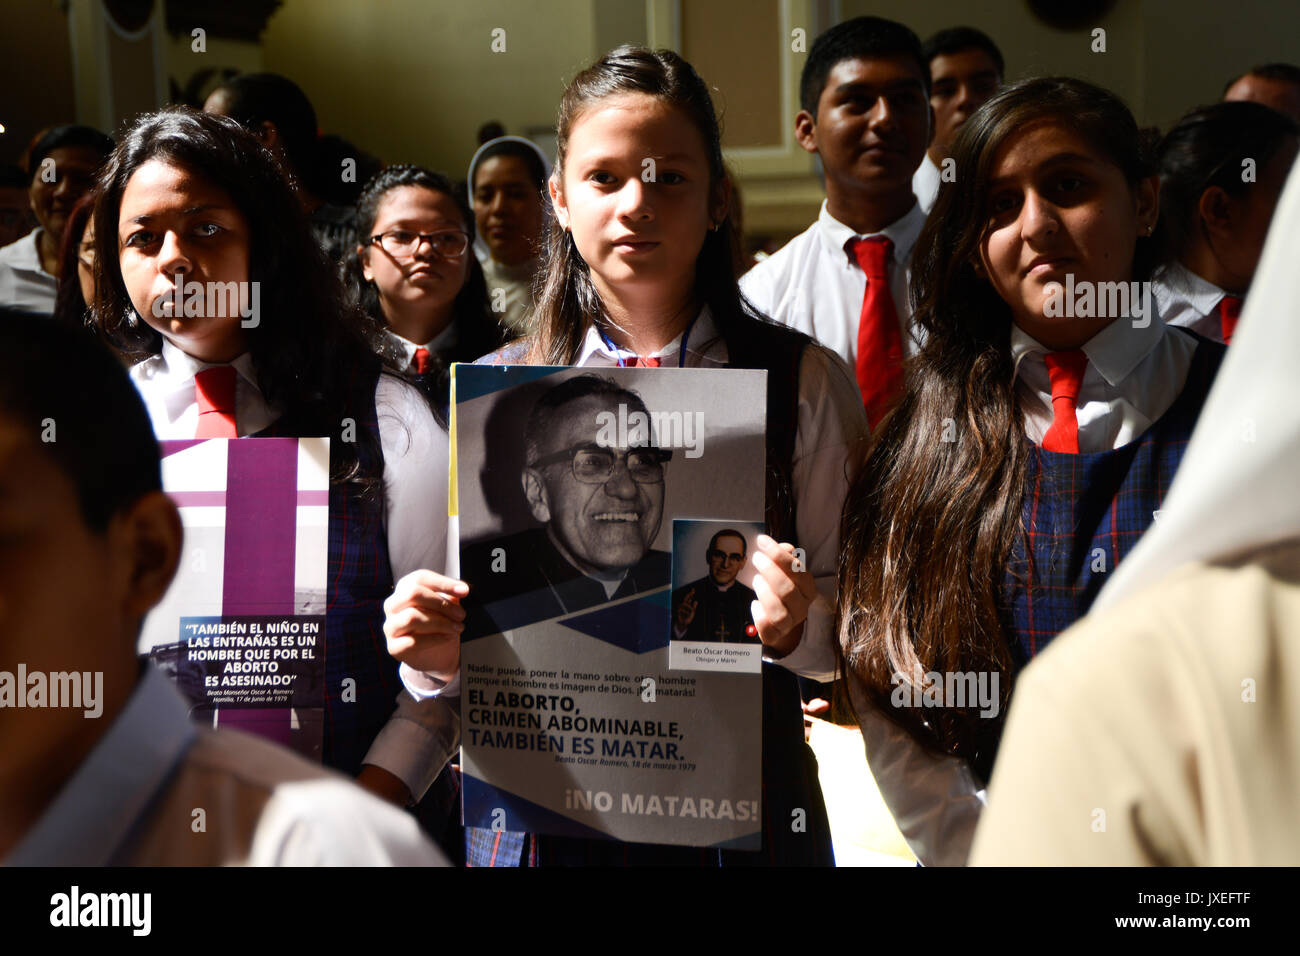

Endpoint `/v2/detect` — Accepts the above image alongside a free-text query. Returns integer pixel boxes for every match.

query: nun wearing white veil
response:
[466,136,553,335]
[971,158,1300,866]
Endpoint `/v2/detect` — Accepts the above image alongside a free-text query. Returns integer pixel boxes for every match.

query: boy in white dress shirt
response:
[1152,101,1297,343]
[740,16,931,422]
[913,27,1004,213]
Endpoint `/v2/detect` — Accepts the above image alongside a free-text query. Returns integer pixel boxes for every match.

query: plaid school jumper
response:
[260,378,461,847]
[1005,337,1225,664]
[464,320,836,867]
[260,382,401,776]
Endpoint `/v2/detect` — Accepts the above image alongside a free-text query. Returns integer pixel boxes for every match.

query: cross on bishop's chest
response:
[714,618,730,642]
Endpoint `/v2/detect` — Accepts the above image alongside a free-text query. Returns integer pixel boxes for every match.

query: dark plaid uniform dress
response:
[262,374,461,849]
[1005,337,1226,664]
[464,320,836,867]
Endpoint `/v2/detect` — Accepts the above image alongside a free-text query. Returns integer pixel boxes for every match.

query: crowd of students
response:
[1,14,1298,867]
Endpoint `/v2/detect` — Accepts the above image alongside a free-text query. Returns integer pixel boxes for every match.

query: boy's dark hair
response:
[0,310,160,532]
[1224,62,1300,94]
[800,16,928,116]
[209,72,318,178]
[1155,101,1299,263]
[921,26,1005,78]
[26,125,115,181]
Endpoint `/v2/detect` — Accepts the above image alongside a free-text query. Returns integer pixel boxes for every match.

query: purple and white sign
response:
[139,437,330,760]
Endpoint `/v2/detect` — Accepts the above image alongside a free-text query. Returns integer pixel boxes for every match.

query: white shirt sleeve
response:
[359,375,458,798]
[249,777,449,866]
[855,701,987,866]
[375,375,450,578]
[766,343,869,681]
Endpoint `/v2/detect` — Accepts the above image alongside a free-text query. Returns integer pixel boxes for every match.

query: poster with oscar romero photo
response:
[452,363,766,848]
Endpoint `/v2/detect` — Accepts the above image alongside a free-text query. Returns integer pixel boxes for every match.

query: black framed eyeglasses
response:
[529,442,672,484]
[369,229,470,259]
[707,549,745,563]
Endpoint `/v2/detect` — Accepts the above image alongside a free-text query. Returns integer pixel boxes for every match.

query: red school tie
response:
[194,365,238,439]
[414,347,432,374]
[1041,350,1089,454]
[1217,295,1243,345]
[632,356,661,368]
[848,236,905,429]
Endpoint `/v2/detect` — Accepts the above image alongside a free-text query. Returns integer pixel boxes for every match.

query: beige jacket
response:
[972,540,1300,865]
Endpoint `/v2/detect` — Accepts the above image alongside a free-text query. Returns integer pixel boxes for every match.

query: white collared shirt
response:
[572,306,868,683]
[1151,261,1234,344]
[130,342,456,800]
[0,229,58,313]
[912,153,942,214]
[4,667,447,866]
[1012,311,1200,452]
[739,199,927,372]
[406,306,868,701]
[385,323,459,370]
[863,308,1206,866]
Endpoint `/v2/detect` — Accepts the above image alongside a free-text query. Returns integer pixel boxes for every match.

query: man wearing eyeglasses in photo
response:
[460,373,673,637]
[671,529,760,645]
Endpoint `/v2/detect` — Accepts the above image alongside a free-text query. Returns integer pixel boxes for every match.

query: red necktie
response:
[1217,295,1243,345]
[632,356,661,368]
[195,366,238,439]
[1041,350,1088,454]
[848,236,905,429]
[414,347,432,374]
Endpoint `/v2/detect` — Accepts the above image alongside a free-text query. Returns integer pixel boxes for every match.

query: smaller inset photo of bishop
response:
[668,519,766,673]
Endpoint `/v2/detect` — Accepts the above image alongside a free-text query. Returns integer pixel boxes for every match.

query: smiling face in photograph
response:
[525,393,665,576]
[552,93,723,304]
[803,56,931,197]
[977,121,1156,346]
[362,185,470,321]
[117,159,252,363]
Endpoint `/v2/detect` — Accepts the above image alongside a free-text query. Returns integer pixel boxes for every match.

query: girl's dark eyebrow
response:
[578,152,697,166]
[986,152,1099,188]
[127,204,226,225]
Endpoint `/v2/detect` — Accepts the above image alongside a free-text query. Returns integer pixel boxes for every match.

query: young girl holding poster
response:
[90,108,459,822]
[385,46,868,866]
[835,78,1226,866]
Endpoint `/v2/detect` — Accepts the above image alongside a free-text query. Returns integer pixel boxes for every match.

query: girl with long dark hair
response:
[386,46,868,867]
[91,107,457,825]
[837,77,1227,865]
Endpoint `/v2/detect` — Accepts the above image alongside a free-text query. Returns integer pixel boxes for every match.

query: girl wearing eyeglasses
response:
[345,165,506,413]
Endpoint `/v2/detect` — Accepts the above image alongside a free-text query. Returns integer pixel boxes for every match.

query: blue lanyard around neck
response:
[597,313,699,369]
